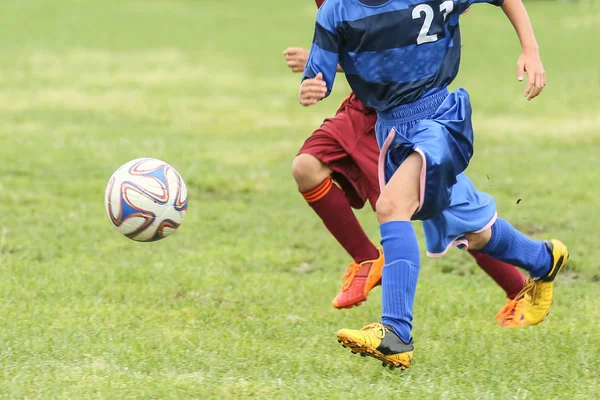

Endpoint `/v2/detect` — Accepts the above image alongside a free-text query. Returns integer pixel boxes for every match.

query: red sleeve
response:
[315,0,325,8]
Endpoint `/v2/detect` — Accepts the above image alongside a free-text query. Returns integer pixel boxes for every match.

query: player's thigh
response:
[296,108,373,201]
[376,152,422,223]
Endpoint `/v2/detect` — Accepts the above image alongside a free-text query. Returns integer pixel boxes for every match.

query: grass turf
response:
[0,0,599,398]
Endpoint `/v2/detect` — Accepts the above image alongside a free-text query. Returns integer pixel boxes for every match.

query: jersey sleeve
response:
[302,3,340,98]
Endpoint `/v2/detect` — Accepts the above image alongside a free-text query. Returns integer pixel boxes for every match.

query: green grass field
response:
[1,0,599,398]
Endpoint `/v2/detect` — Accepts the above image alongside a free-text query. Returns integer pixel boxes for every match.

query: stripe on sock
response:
[302,178,333,203]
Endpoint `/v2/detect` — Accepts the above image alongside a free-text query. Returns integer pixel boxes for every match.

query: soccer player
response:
[300,0,569,370]
[286,0,527,326]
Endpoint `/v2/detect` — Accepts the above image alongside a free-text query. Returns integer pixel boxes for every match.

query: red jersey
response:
[315,0,325,7]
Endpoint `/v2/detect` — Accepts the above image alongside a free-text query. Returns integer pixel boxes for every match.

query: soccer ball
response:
[104,158,188,242]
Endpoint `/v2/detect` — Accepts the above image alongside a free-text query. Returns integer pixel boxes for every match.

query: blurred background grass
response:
[0,0,598,398]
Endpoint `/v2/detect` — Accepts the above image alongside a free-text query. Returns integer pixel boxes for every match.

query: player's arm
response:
[284,47,343,74]
[501,0,545,100]
[299,17,341,106]
[300,41,339,106]
[284,0,342,76]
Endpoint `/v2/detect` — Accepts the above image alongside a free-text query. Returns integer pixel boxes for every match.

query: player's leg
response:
[292,109,383,309]
[466,220,568,326]
[405,88,566,327]
[292,153,378,264]
[467,251,527,326]
[423,170,567,327]
[337,152,423,370]
[336,89,473,370]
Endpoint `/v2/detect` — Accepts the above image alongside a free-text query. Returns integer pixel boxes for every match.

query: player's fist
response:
[517,48,546,101]
[299,72,327,106]
[283,47,310,73]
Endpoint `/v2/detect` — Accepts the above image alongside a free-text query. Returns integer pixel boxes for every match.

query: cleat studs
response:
[337,340,341,343]
[360,353,366,357]
[342,345,346,348]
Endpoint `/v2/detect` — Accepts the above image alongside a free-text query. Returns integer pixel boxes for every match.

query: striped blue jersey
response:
[303,0,503,112]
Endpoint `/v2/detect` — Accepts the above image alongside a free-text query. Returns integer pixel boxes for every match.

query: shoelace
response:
[361,323,385,338]
[514,278,538,305]
[340,263,361,291]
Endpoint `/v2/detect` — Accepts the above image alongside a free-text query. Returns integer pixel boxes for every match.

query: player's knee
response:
[466,228,492,251]
[375,191,419,223]
[291,153,331,190]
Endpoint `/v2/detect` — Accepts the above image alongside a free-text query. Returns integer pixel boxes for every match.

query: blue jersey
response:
[303,0,503,112]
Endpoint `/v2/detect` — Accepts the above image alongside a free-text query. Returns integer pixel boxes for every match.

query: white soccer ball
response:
[104,158,188,242]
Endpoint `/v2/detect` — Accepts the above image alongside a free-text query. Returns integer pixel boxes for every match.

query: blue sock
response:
[380,221,420,343]
[479,218,551,278]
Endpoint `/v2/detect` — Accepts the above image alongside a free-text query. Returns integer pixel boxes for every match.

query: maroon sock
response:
[468,250,526,299]
[302,178,379,264]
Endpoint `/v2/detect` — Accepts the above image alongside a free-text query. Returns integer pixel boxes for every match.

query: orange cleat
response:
[494,298,526,327]
[332,249,384,309]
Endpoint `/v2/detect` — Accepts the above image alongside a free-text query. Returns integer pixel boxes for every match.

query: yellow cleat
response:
[336,323,413,370]
[494,298,526,327]
[516,240,569,325]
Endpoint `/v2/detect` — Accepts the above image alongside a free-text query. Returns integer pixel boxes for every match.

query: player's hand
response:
[299,73,327,106]
[284,47,310,73]
[517,49,546,101]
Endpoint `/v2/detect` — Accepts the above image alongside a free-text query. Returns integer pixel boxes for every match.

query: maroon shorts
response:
[298,93,380,210]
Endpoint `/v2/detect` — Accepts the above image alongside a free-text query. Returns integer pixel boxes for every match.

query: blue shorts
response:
[376,88,497,257]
